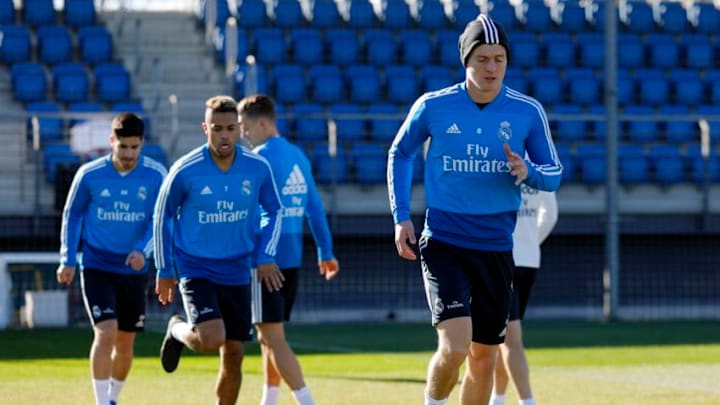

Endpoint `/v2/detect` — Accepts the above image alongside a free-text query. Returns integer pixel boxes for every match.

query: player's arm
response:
[57,169,90,285]
[152,168,183,304]
[256,165,284,292]
[303,160,338,280]
[523,105,563,192]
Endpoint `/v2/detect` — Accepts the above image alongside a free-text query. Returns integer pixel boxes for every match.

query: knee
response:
[466,347,496,376]
[437,340,470,366]
[221,344,245,374]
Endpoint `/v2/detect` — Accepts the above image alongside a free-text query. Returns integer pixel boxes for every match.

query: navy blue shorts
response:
[419,236,514,345]
[509,266,537,321]
[251,267,299,324]
[178,278,252,342]
[80,269,147,332]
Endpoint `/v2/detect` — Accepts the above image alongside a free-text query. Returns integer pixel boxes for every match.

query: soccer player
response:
[386,15,563,405]
[153,95,284,405]
[490,187,558,405]
[237,94,339,405]
[56,112,166,405]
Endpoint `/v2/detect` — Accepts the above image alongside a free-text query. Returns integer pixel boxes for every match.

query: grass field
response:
[1,321,720,404]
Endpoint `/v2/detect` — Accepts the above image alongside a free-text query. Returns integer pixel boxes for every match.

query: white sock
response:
[108,378,124,402]
[260,384,280,405]
[519,399,536,405]
[92,379,111,405]
[424,390,448,405]
[489,393,506,405]
[291,386,316,405]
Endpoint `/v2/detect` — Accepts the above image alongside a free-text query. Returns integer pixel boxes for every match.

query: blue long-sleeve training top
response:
[153,144,283,285]
[60,154,167,274]
[387,83,563,251]
[254,136,334,270]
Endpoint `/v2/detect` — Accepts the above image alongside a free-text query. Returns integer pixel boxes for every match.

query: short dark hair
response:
[205,95,238,114]
[237,94,276,121]
[112,112,144,138]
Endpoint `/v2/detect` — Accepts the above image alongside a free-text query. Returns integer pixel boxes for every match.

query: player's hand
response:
[56,265,75,285]
[504,143,528,186]
[155,276,177,305]
[394,220,417,260]
[125,251,146,271]
[257,262,284,292]
[319,258,339,281]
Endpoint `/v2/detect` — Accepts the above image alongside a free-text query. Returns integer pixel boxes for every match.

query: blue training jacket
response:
[387,83,563,251]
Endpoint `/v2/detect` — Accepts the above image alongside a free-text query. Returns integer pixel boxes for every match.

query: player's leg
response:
[491,273,522,405]
[427,316,472,404]
[216,339,245,405]
[461,342,498,405]
[215,283,253,404]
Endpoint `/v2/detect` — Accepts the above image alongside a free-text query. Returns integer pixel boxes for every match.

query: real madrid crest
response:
[137,186,147,200]
[497,120,512,142]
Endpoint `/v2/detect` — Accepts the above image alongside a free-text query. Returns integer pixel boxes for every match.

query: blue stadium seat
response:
[270,64,306,104]
[43,143,81,183]
[67,101,103,127]
[53,63,90,103]
[687,145,720,184]
[274,103,291,137]
[363,28,397,66]
[660,105,696,144]
[648,145,685,184]
[577,144,606,184]
[233,64,268,98]
[0,0,14,24]
[309,64,343,104]
[527,67,562,105]
[326,28,360,65]
[368,103,401,142]
[697,104,720,141]
[452,1,481,29]
[77,26,114,66]
[312,143,348,184]
[385,64,418,104]
[37,25,73,65]
[708,70,720,105]
[617,33,644,68]
[290,28,323,65]
[437,29,461,68]
[417,0,448,29]
[294,103,327,142]
[420,65,454,92]
[142,143,167,167]
[274,0,306,27]
[383,0,413,30]
[622,0,656,32]
[576,32,603,68]
[616,68,634,105]
[197,0,230,27]
[551,104,586,142]
[330,104,366,142]
[26,101,63,141]
[11,62,47,103]
[618,144,649,184]
[347,0,378,29]
[489,2,518,30]
[554,144,576,183]
[566,68,599,106]
[623,105,658,143]
[236,0,269,27]
[346,65,380,103]
[670,69,703,106]
[0,25,31,64]
[252,28,286,64]
[542,32,575,68]
[311,0,341,28]
[587,104,606,141]
[646,33,678,69]
[683,34,713,69]
[22,0,55,27]
[635,68,668,106]
[510,32,540,69]
[94,63,131,103]
[693,2,720,34]
[351,143,386,184]
[504,68,527,93]
[523,1,555,32]
[64,0,96,28]
[558,0,587,32]
[399,30,433,66]
[659,1,688,33]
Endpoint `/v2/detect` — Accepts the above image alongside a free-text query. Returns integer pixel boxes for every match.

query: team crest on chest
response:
[137,186,147,200]
[242,180,251,196]
[497,121,512,142]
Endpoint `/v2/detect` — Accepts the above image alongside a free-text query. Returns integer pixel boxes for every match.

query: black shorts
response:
[509,266,537,321]
[178,278,252,342]
[419,236,514,345]
[251,267,299,324]
[80,269,147,332]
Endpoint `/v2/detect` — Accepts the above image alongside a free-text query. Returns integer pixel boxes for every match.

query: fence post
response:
[699,119,710,231]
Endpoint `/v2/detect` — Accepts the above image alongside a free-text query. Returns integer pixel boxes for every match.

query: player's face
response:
[238,114,262,148]
[203,111,239,159]
[110,134,142,171]
[465,44,507,100]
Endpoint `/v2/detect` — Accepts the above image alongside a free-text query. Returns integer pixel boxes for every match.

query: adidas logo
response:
[446,123,461,134]
[282,164,307,195]
[200,185,213,195]
[100,188,111,197]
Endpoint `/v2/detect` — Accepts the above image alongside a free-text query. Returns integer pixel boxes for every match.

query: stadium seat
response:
[236,0,269,27]
[0,25,31,64]
[511,32,540,69]
[635,68,668,106]
[0,0,14,24]
[367,103,401,142]
[346,65,380,103]
[670,69,703,106]
[623,105,658,143]
[618,144,649,184]
[527,67,563,105]
[659,1,688,33]
[312,143,348,184]
[489,2,518,30]
[326,28,360,65]
[294,103,328,142]
[274,0,306,27]
[617,33,644,69]
[330,104,366,142]
[542,32,575,68]
[647,145,685,184]
[504,68,528,93]
[274,103,291,137]
[290,28,323,65]
[67,101,103,127]
[587,104,607,141]
[693,2,720,34]
[385,64,419,104]
[697,105,720,141]
[417,0,448,29]
[551,104,586,142]
[523,0,555,32]
[622,0,656,32]
[558,0,587,32]
[554,144,576,183]
[252,28,286,64]
[11,62,47,103]
[708,70,720,105]
[309,64,344,104]
[576,32,603,68]
[43,143,81,183]
[351,143,387,184]
[26,101,64,142]
[687,145,720,184]
[451,1,481,29]
[77,26,114,66]
[646,33,678,69]
[420,65,454,92]
[37,25,73,65]
[382,0,413,30]
[311,0,342,28]
[142,143,167,167]
[566,68,599,106]
[660,105,696,144]
[234,64,268,98]
[63,0,96,28]
[347,0,378,29]
[197,0,230,27]
[683,34,713,69]
[577,144,606,185]
[270,64,306,104]
[616,68,634,105]
[363,29,397,66]
[53,63,90,103]
[22,0,55,27]
[94,63,132,103]
[437,29,461,68]
[398,30,433,67]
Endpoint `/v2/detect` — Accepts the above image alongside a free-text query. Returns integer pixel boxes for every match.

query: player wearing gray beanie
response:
[458,14,510,67]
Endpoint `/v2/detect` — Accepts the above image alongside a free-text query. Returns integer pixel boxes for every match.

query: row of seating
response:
[0,0,96,28]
